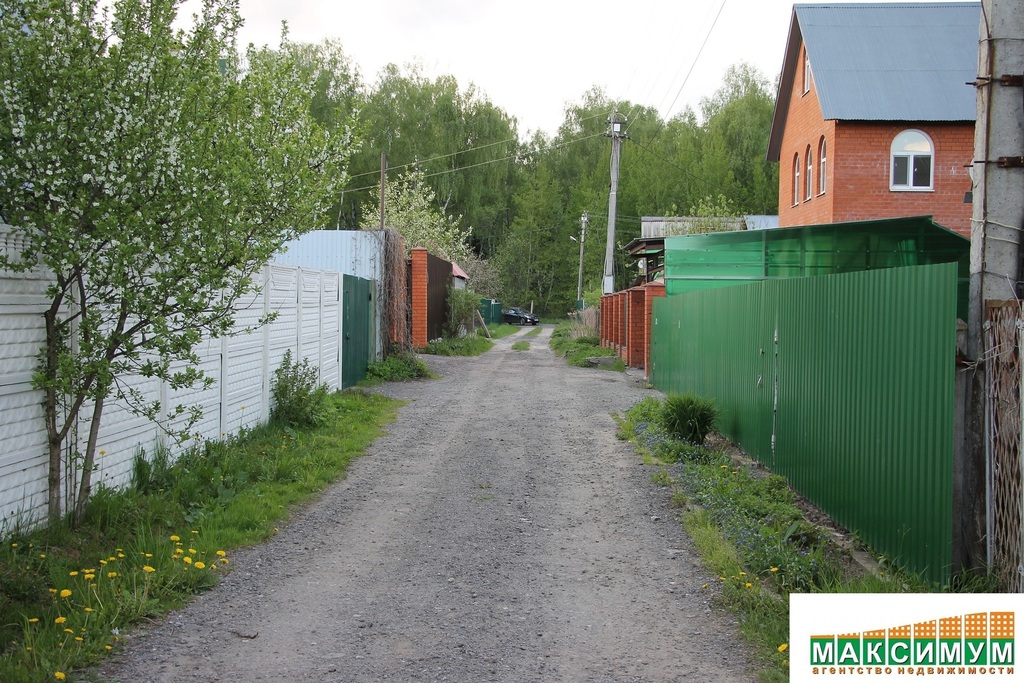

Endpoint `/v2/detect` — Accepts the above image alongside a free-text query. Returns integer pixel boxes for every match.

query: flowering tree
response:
[0,0,354,523]
[362,169,473,265]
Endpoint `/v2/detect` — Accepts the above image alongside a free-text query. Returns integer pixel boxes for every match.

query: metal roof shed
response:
[663,215,970,318]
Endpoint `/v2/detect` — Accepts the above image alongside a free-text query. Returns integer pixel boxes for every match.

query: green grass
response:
[488,324,522,339]
[548,321,622,369]
[618,396,962,682]
[363,353,433,383]
[423,335,493,356]
[511,340,529,351]
[525,327,542,338]
[0,390,401,683]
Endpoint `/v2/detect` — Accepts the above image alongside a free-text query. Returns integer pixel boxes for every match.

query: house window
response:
[793,153,801,206]
[890,129,934,191]
[805,145,813,201]
[818,137,827,195]
[803,48,811,94]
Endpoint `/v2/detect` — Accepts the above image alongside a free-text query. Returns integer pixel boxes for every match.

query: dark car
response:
[503,307,539,325]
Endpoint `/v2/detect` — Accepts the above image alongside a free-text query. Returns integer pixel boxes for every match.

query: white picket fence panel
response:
[0,225,346,530]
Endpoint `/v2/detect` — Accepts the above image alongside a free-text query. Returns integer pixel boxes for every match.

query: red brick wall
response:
[410,248,428,350]
[626,288,646,367]
[778,39,973,237]
[643,282,666,375]
[831,122,972,236]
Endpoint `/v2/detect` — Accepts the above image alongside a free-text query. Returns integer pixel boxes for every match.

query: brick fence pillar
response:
[644,282,666,377]
[410,248,428,350]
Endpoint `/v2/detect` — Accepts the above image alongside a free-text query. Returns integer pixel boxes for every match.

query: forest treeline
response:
[288,40,779,315]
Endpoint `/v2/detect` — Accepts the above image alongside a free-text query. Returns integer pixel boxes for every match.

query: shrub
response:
[270,350,331,428]
[444,286,481,338]
[366,354,431,381]
[660,392,720,445]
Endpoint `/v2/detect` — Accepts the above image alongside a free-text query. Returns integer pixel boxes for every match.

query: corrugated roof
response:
[768,2,979,160]
[801,3,979,121]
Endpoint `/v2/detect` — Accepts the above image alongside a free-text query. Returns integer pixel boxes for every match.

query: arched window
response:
[806,145,813,200]
[793,153,801,206]
[818,137,827,195]
[890,129,934,190]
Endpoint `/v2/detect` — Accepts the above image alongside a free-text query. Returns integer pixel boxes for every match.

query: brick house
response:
[766,2,980,237]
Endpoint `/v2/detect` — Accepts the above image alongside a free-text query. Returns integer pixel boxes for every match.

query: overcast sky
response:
[220,0,929,137]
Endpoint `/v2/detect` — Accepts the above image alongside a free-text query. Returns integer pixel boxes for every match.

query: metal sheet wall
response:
[650,263,957,583]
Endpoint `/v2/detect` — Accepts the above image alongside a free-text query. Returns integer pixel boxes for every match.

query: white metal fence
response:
[0,224,346,529]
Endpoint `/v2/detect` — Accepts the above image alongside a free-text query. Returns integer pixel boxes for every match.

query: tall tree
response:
[0,0,354,523]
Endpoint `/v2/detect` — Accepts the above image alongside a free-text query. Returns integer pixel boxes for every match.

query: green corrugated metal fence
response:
[342,275,375,388]
[479,299,502,326]
[650,263,957,583]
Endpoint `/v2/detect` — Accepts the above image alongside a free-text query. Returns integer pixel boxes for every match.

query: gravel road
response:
[98,325,755,683]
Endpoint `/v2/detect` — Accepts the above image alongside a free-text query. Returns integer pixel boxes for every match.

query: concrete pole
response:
[603,114,626,294]
[577,212,588,302]
[963,0,1024,573]
[379,152,387,230]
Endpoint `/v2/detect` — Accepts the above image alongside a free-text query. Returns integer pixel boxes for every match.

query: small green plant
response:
[366,354,432,382]
[661,393,720,445]
[270,350,331,429]
[526,327,542,337]
[511,341,529,351]
[424,336,493,356]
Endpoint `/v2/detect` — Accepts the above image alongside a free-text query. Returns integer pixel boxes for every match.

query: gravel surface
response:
[98,326,755,683]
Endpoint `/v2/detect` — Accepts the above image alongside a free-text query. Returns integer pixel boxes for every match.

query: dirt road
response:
[99,326,755,682]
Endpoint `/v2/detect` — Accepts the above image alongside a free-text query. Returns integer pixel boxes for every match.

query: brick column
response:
[644,282,666,377]
[626,287,646,367]
[410,248,428,350]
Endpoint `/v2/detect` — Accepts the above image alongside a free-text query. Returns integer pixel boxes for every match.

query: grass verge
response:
[424,334,493,356]
[616,396,971,683]
[525,327,542,338]
[511,341,529,351]
[0,390,401,683]
[549,321,622,369]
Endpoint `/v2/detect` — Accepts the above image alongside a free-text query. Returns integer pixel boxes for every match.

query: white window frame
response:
[818,137,827,195]
[890,129,934,192]
[805,145,813,201]
[793,153,801,206]
[803,48,811,94]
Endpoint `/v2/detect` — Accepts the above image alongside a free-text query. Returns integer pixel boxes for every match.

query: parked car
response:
[503,307,539,325]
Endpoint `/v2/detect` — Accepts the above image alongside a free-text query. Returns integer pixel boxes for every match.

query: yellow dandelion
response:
[219,558,229,565]
[739,571,746,576]
[142,565,155,573]
[10,543,17,548]
[63,628,73,634]
[216,550,226,557]
[84,574,95,581]
[188,548,197,555]
[28,618,39,623]
[117,552,125,558]
[191,530,199,535]
[778,643,789,653]
[701,583,708,589]
[55,672,66,681]
[108,571,117,579]
[195,561,206,569]
[105,645,112,651]
[144,553,152,558]
[99,450,106,455]
[25,646,31,651]
[39,553,46,559]
[169,535,180,542]
[100,559,107,565]
[48,588,57,594]
[84,607,93,613]
[83,568,95,573]
[183,556,192,565]
[770,567,779,573]
[783,660,789,667]
[74,637,83,642]
[68,571,78,577]
[745,582,753,588]
[59,589,72,598]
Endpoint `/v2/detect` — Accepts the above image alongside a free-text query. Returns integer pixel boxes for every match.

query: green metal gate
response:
[342,275,375,388]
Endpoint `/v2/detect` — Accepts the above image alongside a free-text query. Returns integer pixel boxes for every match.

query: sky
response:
[219,0,932,138]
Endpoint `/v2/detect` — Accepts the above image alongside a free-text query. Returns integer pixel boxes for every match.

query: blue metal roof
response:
[800,3,980,121]
[768,2,980,160]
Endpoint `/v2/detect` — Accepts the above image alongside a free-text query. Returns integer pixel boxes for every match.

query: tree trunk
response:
[73,393,106,525]
[43,307,62,524]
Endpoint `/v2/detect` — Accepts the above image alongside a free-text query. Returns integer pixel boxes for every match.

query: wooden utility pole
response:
[603,114,626,294]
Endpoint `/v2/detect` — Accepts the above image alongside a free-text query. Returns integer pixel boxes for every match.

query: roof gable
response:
[768,2,979,161]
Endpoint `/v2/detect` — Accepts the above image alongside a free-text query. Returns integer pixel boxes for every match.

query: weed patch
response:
[511,341,529,351]
[424,335,493,356]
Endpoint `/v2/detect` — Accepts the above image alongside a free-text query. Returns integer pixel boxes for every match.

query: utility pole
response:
[576,212,588,305]
[603,113,626,294]
[379,152,387,230]
[964,0,1024,573]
